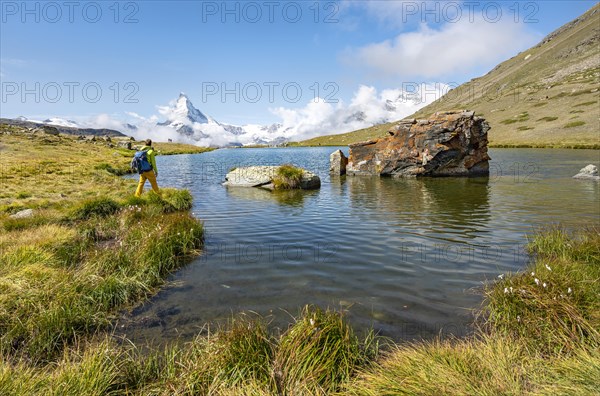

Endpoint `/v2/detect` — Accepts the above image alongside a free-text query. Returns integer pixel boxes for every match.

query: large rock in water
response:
[329,150,348,175]
[223,166,321,190]
[347,111,490,177]
[573,164,600,180]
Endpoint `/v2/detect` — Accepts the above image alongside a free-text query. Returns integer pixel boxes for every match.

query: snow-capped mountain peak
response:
[173,92,211,124]
[156,93,289,146]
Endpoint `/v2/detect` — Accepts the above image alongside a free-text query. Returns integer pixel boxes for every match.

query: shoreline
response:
[1,125,598,394]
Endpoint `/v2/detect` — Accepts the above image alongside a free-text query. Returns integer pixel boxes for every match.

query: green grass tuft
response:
[564,121,586,128]
[272,164,305,190]
[482,228,600,355]
[274,305,379,394]
[537,116,559,122]
[69,197,121,221]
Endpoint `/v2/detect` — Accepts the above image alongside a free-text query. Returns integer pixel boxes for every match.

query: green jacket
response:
[142,145,157,173]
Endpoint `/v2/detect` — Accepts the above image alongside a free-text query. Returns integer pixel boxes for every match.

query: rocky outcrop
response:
[347,111,490,177]
[223,166,321,190]
[330,150,348,175]
[10,209,34,219]
[573,164,600,180]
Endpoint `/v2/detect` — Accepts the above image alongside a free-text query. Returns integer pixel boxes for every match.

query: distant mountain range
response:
[156,93,292,146]
[299,4,600,148]
[0,117,126,137]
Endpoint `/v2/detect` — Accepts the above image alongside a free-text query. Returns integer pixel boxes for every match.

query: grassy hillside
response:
[296,4,600,148]
[0,125,208,364]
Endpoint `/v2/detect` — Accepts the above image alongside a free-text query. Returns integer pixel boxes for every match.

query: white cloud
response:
[269,83,448,141]
[344,16,540,79]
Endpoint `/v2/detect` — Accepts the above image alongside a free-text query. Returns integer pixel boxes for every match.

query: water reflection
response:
[225,186,319,207]
[119,148,599,346]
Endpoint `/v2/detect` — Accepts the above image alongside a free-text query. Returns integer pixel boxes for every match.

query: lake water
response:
[120,148,599,343]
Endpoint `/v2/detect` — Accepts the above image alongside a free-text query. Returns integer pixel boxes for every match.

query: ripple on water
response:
[120,148,599,344]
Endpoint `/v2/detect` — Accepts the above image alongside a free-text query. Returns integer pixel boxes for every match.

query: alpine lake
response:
[120,147,600,344]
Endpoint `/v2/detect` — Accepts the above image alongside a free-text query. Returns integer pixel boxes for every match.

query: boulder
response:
[223,166,321,190]
[118,141,133,150]
[42,125,60,136]
[573,164,600,180]
[347,111,490,177]
[10,209,34,219]
[330,150,348,175]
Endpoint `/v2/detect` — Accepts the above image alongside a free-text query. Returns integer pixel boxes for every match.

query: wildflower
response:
[504,287,509,294]
[309,318,315,326]
[498,274,504,279]
[543,282,547,288]
[568,287,572,294]
[510,287,513,293]
[517,315,521,322]
[545,264,552,271]
[531,272,535,276]
[534,278,540,285]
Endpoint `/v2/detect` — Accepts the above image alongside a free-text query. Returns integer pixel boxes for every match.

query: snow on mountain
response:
[42,118,81,128]
[19,116,82,128]
[15,85,442,147]
[156,93,287,146]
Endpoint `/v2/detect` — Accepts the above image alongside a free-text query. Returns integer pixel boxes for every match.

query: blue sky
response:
[1,0,597,126]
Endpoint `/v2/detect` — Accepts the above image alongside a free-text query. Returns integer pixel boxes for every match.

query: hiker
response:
[133,139,160,197]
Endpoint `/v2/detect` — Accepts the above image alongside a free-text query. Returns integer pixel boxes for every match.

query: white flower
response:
[517,315,521,322]
[545,264,552,271]
[568,287,572,294]
[504,287,509,294]
[309,318,315,326]
[510,287,513,293]
[534,278,540,285]
[543,283,547,288]
[531,272,535,276]
[498,274,504,279]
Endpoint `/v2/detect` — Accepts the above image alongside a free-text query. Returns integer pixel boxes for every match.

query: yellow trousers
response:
[135,171,160,197]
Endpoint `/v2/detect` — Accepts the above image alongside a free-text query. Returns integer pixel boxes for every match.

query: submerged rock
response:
[223,165,320,190]
[347,111,490,177]
[573,164,600,180]
[330,149,348,175]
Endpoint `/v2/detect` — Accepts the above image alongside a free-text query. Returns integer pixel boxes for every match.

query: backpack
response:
[131,149,153,174]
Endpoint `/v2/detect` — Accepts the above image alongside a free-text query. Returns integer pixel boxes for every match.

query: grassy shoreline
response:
[1,125,598,394]
[1,228,597,395]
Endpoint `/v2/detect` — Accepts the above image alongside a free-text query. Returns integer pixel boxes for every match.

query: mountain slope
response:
[298,4,600,148]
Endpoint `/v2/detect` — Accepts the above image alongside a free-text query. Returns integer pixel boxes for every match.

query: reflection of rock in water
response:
[346,176,490,234]
[225,185,318,207]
